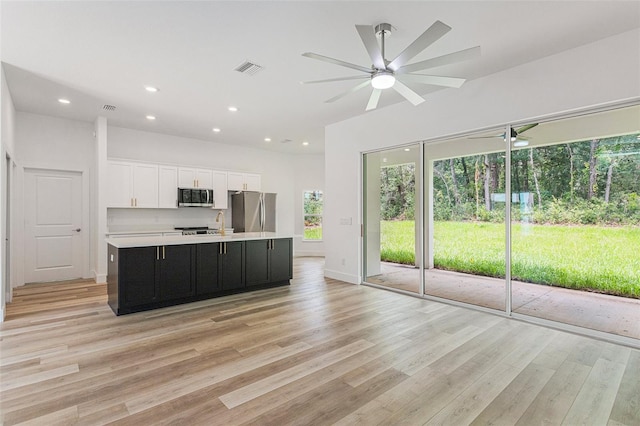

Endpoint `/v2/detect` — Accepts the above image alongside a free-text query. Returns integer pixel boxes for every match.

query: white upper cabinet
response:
[245,173,261,191]
[107,161,134,208]
[158,165,178,208]
[178,167,213,188]
[228,172,261,191]
[107,161,158,208]
[212,171,228,209]
[133,163,159,208]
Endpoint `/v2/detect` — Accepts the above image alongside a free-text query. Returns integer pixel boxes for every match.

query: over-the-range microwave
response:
[177,188,214,207]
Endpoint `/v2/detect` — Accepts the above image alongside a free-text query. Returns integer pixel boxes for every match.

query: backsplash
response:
[107,206,230,232]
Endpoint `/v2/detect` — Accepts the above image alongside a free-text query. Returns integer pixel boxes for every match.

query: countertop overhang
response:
[106,232,291,248]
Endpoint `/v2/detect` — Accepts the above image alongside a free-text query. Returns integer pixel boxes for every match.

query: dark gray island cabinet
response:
[107,235,292,315]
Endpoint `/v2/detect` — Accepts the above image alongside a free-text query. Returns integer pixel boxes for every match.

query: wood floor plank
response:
[218,339,375,409]
[563,354,629,425]
[1,257,638,425]
[609,349,640,425]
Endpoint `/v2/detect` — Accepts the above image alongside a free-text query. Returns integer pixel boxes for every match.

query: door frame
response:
[21,166,91,284]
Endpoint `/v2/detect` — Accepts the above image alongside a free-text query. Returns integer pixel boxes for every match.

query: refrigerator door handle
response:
[260,193,265,231]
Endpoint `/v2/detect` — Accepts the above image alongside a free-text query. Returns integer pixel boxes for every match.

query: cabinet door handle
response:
[162,246,166,260]
[135,198,138,207]
[219,243,223,255]
[156,246,160,260]
[224,242,227,254]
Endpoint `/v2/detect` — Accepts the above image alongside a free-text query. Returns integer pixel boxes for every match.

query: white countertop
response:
[106,232,292,248]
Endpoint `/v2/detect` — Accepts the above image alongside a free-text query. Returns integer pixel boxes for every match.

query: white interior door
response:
[24,169,83,283]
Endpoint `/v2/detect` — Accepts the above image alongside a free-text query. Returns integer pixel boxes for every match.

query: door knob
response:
[74,228,81,232]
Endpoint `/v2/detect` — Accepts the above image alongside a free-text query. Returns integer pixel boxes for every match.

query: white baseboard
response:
[93,271,107,284]
[294,251,325,257]
[324,269,359,284]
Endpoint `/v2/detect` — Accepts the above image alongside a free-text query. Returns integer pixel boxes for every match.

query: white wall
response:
[1,64,18,320]
[324,28,640,284]
[13,112,95,284]
[293,154,325,256]
[107,126,296,237]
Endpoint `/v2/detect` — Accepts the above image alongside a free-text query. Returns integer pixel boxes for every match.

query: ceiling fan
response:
[301,21,480,111]
[471,124,539,147]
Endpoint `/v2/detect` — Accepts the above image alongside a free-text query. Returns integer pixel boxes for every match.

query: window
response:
[303,190,323,240]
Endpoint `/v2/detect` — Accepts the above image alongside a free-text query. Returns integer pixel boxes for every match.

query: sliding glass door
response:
[426,132,506,311]
[363,145,422,294]
[510,108,640,339]
[362,103,640,342]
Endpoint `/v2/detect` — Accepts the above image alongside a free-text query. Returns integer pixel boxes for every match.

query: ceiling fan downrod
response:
[375,23,393,66]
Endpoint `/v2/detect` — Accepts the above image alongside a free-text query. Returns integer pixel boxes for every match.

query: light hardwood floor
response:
[1,257,639,425]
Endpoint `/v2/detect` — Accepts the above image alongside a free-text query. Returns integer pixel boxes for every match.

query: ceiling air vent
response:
[102,104,117,112]
[234,60,264,76]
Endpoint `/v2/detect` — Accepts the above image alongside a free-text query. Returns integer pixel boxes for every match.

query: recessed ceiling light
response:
[58,98,70,104]
[302,141,309,146]
[264,137,271,142]
[212,128,221,133]
[404,148,410,152]
[146,115,156,120]
[228,106,238,112]
[145,86,159,93]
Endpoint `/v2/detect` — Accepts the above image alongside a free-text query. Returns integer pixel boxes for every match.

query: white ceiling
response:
[2,1,639,154]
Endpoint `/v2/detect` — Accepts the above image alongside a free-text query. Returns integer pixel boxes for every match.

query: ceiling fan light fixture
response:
[371,70,395,89]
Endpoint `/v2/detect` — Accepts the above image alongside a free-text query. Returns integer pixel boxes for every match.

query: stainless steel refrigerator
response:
[231,192,277,232]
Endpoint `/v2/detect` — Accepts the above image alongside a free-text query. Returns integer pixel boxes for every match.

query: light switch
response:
[340,217,352,225]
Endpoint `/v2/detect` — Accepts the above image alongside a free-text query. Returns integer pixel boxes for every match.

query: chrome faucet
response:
[215,211,226,236]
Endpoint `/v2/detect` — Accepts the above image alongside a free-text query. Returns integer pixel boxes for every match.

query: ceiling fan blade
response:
[398,46,481,74]
[356,25,386,70]
[302,75,369,84]
[400,74,466,88]
[366,89,382,111]
[302,52,372,74]
[515,123,539,135]
[392,80,425,106]
[388,20,451,71]
[325,80,371,103]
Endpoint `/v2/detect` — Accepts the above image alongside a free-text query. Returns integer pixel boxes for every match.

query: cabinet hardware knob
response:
[74,228,81,232]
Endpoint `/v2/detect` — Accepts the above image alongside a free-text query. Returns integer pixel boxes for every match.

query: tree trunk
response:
[434,166,452,206]
[484,154,491,211]
[474,158,480,219]
[588,139,599,200]
[605,161,615,203]
[566,144,575,202]
[529,148,542,208]
[449,159,461,206]
[461,157,471,185]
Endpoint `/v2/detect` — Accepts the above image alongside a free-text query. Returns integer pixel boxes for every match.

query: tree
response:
[588,139,599,200]
[529,148,542,208]
[449,158,461,207]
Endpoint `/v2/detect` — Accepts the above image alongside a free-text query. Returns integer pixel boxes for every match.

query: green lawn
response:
[304,227,322,240]
[380,220,640,298]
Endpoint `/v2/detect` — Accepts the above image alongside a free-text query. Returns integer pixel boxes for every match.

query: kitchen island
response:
[107,232,292,315]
